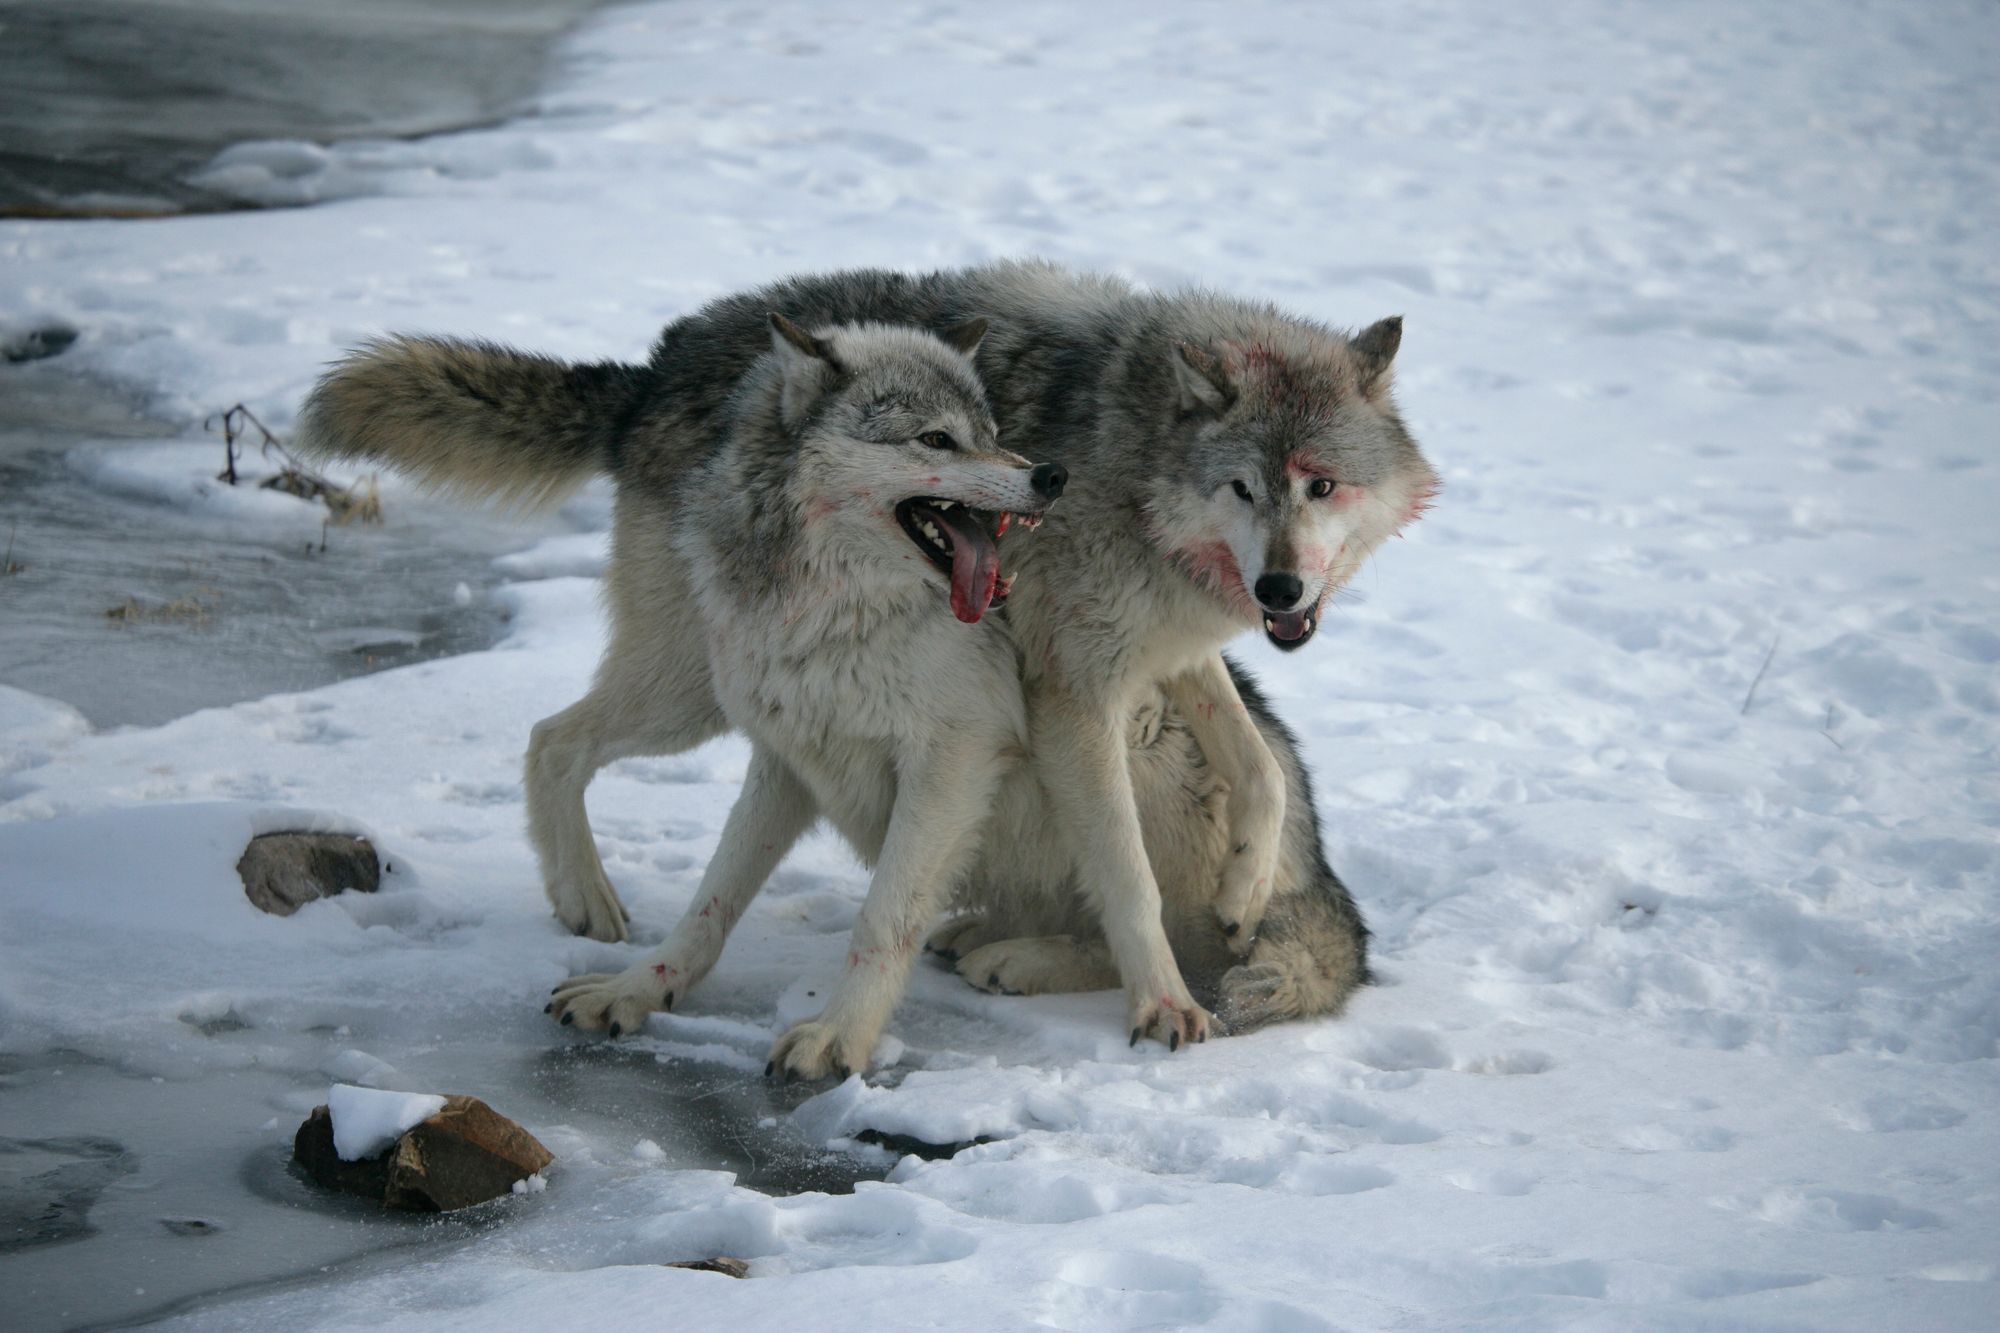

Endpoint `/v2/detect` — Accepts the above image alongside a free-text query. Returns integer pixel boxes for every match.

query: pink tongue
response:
[1266,609,1311,641]
[935,506,1000,624]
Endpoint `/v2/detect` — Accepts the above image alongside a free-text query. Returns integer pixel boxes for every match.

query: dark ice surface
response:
[0,0,608,216]
[0,1043,885,1333]
[0,365,585,728]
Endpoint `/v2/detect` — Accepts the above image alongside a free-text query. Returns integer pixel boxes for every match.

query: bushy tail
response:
[294,336,651,510]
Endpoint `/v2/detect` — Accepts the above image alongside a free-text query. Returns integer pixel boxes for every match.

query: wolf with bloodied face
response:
[295,259,1436,1078]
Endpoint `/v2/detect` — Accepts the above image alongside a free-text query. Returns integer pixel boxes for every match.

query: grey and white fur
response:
[297,259,1436,1070]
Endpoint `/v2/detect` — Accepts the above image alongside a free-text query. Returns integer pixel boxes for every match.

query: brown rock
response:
[239,832,380,916]
[665,1257,750,1278]
[293,1095,553,1212]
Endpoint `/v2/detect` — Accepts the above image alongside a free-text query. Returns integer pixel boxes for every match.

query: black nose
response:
[1030,462,1067,499]
[1255,572,1304,610]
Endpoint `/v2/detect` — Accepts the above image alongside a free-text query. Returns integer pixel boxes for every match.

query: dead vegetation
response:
[105,591,217,626]
[209,404,383,525]
[2,522,21,577]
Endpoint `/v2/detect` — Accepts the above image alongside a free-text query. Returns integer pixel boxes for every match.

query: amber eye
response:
[918,431,957,451]
[1309,478,1336,499]
[1230,479,1254,503]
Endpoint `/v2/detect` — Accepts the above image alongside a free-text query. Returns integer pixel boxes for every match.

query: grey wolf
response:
[303,314,1070,1077]
[298,260,1435,1067]
[668,262,1435,1046]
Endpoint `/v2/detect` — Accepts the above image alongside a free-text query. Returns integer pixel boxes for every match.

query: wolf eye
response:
[1230,479,1254,503]
[1309,478,1336,499]
[918,431,957,451]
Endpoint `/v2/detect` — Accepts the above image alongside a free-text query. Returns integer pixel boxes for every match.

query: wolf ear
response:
[941,316,988,358]
[1171,341,1235,416]
[769,312,839,428]
[770,311,838,366]
[1352,316,1402,395]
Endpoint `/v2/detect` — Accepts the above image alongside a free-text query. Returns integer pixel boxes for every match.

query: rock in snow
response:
[294,1092,553,1212]
[237,832,380,916]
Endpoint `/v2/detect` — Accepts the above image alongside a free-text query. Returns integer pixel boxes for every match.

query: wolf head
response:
[768,314,1065,624]
[1143,314,1438,651]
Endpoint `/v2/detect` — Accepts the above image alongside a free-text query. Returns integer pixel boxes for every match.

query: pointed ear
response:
[941,316,988,358]
[770,311,837,365]
[1171,341,1235,415]
[1352,316,1402,394]
[769,312,837,428]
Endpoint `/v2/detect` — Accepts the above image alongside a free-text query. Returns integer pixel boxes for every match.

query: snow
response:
[325,1084,448,1161]
[2,0,1997,1329]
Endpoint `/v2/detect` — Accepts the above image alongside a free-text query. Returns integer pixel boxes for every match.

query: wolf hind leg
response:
[958,935,1118,996]
[922,913,1004,962]
[1215,871,1369,1033]
[525,615,725,942]
[551,745,816,1034]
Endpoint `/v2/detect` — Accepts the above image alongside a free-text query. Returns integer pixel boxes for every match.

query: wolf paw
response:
[958,936,1117,996]
[1213,843,1276,954]
[923,913,998,964]
[1127,990,1213,1052]
[550,872,630,944]
[546,962,675,1037]
[766,1019,867,1083]
[1216,961,1294,1034]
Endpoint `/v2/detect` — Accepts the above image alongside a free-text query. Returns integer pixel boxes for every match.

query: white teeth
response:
[921,521,940,540]
[934,499,957,510]
[1264,618,1277,634]
[1304,614,1315,633]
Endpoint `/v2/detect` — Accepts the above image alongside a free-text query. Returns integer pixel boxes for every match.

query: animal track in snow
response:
[1609,1123,1737,1153]
[1041,1251,1221,1332]
[1445,1168,1538,1196]
[1831,1096,1966,1133]
[430,780,521,807]
[1721,1187,1944,1233]
[1454,1049,1554,1076]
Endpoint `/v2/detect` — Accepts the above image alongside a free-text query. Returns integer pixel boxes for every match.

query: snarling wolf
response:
[298,260,1436,1069]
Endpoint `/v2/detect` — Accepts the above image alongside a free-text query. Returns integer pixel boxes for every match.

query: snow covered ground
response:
[3,1,1997,1328]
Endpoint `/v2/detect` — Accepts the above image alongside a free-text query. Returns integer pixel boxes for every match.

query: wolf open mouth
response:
[1262,602,1321,652]
[895,497,1042,625]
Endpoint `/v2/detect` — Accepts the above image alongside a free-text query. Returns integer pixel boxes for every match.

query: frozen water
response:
[0,371,597,727]
[0,0,607,216]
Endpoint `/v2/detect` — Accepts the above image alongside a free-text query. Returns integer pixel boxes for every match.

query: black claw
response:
[1197,1029,1207,1043]
[988,972,1002,990]
[1130,1026,1142,1048]
[1170,1030,1181,1052]
[550,984,562,994]
[608,1021,622,1039]
[664,991,675,1010]
[559,1012,574,1026]
[543,1003,552,1014]
[764,1061,775,1078]
[1223,921,1240,938]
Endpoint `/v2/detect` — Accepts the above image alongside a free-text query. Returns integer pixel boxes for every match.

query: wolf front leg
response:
[1164,655,1285,952]
[549,746,815,1035]
[767,738,1005,1081]
[1031,686,1212,1049]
